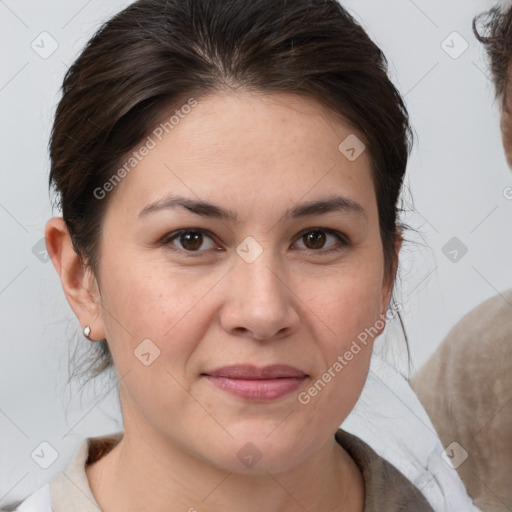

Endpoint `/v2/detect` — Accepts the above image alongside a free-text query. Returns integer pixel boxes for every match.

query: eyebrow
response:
[138,194,366,222]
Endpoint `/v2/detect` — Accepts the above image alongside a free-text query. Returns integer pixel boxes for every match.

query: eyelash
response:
[160,228,350,257]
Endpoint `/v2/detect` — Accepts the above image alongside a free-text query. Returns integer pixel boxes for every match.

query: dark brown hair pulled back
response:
[50,0,413,382]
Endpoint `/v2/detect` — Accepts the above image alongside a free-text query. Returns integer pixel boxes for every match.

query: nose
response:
[219,251,300,341]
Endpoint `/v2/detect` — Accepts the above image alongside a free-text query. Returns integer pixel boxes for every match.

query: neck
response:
[85,425,364,512]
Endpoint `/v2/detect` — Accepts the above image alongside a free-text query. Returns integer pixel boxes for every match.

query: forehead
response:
[108,91,377,220]
[146,91,365,167]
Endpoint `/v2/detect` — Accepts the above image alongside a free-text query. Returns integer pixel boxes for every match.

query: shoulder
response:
[335,429,434,511]
[410,291,512,511]
[411,290,512,413]
[50,432,123,512]
[3,431,123,512]
[415,290,512,375]
[411,290,512,433]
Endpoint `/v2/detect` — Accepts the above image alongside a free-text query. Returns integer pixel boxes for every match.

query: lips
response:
[202,364,308,401]
[205,364,307,379]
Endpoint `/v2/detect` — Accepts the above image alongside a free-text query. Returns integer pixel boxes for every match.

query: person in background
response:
[411,4,512,512]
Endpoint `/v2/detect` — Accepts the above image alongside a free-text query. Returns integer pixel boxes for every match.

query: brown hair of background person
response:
[474,4,512,167]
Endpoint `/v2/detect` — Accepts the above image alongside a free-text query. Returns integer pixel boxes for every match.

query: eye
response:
[161,227,349,257]
[293,228,348,254]
[162,229,219,254]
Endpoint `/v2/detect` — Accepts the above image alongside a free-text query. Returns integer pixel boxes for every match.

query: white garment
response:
[342,353,481,512]
[4,353,480,512]
[5,484,52,512]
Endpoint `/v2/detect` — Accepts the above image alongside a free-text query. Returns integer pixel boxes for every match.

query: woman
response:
[5,0,476,510]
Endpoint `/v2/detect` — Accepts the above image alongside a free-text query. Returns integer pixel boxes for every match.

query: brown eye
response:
[164,229,217,253]
[179,231,203,251]
[294,228,348,254]
[303,230,327,250]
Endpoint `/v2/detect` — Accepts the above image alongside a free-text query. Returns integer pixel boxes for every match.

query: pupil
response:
[305,230,325,249]
[181,231,203,250]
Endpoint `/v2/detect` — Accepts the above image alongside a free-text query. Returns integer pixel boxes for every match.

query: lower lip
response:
[204,376,307,401]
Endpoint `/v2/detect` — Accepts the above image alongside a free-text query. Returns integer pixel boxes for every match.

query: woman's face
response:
[88,91,396,473]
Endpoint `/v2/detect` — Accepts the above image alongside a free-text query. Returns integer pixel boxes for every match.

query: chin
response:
[202,424,313,475]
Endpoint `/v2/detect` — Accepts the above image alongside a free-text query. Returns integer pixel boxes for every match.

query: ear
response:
[45,217,106,341]
[500,104,512,170]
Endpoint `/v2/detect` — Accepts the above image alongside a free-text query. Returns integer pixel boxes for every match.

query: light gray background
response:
[1,0,511,507]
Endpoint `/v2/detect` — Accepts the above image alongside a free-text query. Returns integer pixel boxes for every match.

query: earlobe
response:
[44,217,106,341]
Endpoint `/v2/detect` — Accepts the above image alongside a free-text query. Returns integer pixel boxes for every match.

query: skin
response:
[501,94,512,169]
[46,91,401,512]
[499,65,512,169]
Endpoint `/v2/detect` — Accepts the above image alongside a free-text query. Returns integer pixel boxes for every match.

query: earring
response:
[83,325,91,339]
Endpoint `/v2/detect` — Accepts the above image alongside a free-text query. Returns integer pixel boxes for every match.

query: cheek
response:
[310,262,385,345]
[321,278,381,368]
[299,260,384,408]
[96,263,217,429]
[97,255,217,373]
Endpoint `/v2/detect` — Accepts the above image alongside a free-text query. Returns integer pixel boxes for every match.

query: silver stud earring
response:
[83,325,91,339]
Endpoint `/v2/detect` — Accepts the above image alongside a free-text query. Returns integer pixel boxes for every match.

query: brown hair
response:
[474,4,512,108]
[49,0,413,385]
